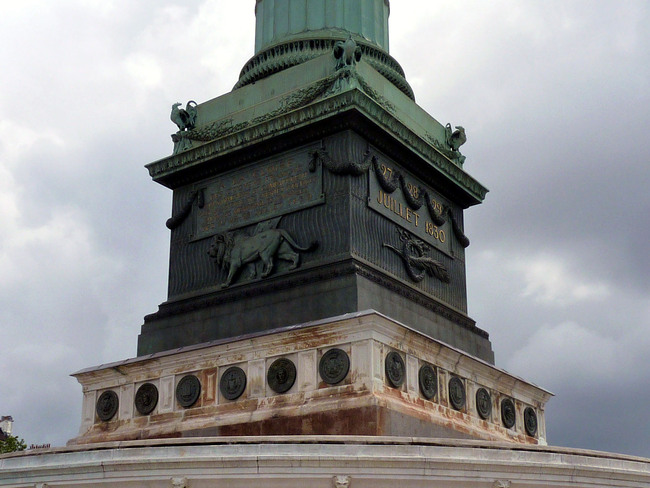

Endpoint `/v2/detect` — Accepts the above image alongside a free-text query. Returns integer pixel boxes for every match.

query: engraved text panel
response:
[193,146,323,239]
[368,164,452,256]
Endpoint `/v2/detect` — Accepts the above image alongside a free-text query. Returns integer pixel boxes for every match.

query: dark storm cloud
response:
[547,384,650,458]
[1,0,648,457]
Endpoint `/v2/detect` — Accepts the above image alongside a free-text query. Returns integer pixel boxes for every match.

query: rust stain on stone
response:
[148,412,181,424]
[200,367,218,405]
[72,385,540,445]
[218,405,382,437]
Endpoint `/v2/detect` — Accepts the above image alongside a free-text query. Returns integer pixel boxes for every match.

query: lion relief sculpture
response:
[208,228,318,288]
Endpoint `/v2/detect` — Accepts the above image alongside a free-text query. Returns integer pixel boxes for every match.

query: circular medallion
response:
[448,376,466,410]
[418,364,437,399]
[220,366,247,400]
[319,348,350,385]
[176,375,201,408]
[475,388,492,420]
[524,407,538,436]
[385,351,405,388]
[501,398,516,429]
[267,358,297,394]
[135,383,158,415]
[96,390,119,422]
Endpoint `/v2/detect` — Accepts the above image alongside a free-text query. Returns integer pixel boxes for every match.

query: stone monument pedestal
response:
[3,4,650,488]
[70,311,549,446]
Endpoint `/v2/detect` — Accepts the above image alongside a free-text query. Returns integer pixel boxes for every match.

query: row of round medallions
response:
[385,351,538,437]
[95,348,536,437]
[95,348,350,423]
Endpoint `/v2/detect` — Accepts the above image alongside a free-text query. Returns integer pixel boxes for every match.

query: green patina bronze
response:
[140,0,492,363]
[237,0,412,98]
[255,0,390,53]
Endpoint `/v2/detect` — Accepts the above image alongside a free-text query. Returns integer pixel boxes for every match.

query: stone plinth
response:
[70,311,550,446]
[2,437,650,488]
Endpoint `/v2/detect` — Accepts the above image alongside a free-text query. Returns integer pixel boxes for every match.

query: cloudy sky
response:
[1,1,648,457]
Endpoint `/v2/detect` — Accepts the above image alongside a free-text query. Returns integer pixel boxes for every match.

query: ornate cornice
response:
[147,87,487,204]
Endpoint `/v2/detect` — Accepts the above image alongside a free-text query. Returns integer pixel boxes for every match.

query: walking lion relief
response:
[208,218,318,288]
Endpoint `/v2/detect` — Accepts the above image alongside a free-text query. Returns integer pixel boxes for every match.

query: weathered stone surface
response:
[73,312,547,446]
[135,383,158,415]
[319,348,350,385]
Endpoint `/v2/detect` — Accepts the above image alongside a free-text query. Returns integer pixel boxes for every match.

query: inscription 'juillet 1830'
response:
[376,190,446,244]
[368,163,450,254]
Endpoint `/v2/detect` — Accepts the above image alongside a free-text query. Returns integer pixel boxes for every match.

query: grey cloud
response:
[1,1,648,455]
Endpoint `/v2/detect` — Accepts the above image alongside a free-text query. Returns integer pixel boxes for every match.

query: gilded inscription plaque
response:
[368,164,452,256]
[192,146,323,240]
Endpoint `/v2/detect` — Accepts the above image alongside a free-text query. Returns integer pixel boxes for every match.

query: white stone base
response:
[1,437,649,488]
[69,311,551,445]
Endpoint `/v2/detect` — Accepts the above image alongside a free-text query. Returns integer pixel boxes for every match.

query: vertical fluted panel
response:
[274,0,289,42]
[288,0,307,33]
[346,134,468,312]
[255,0,390,53]
[167,132,469,315]
[306,0,326,30]
[350,193,467,312]
[166,144,353,299]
